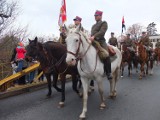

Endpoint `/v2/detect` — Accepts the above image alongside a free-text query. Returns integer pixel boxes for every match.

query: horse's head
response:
[65,24,86,66]
[25,37,43,61]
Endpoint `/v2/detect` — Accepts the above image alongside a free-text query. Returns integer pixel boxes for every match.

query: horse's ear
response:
[34,37,38,44]
[28,38,31,43]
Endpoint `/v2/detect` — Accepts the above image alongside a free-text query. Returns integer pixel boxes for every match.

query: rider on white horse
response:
[89,10,112,80]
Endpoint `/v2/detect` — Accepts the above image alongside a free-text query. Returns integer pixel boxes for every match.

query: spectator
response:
[28,58,37,83]
[10,42,26,85]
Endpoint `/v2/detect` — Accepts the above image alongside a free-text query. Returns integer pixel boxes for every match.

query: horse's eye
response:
[76,39,79,42]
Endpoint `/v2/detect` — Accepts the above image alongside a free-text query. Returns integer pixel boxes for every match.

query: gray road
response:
[0,65,160,120]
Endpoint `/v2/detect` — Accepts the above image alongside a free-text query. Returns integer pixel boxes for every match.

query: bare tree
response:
[127,23,144,40]
[0,0,19,37]
[147,22,157,36]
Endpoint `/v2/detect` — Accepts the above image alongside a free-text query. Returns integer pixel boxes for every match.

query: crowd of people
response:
[10,42,44,86]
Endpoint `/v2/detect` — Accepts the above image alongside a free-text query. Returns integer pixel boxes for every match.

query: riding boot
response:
[103,57,113,80]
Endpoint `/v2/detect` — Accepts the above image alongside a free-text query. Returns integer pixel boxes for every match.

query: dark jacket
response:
[108,37,118,47]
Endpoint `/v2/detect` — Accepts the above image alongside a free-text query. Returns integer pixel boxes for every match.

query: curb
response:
[0,77,72,100]
[0,81,47,100]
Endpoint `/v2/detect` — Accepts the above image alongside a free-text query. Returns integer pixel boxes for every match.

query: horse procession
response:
[23,18,160,119]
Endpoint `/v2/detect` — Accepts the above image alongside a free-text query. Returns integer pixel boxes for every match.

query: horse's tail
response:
[111,46,122,73]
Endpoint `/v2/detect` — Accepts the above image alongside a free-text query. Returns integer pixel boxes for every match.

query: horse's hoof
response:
[79,114,86,120]
[100,103,106,110]
[46,93,51,98]
[121,76,123,78]
[108,95,116,100]
[79,118,86,120]
[88,91,92,96]
[58,102,64,108]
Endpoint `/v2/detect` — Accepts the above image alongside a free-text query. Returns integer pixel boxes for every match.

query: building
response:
[149,35,160,49]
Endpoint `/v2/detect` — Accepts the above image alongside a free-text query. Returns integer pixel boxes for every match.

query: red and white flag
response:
[58,0,67,26]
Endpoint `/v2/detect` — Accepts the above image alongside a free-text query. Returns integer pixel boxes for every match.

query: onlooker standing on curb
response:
[28,58,38,83]
[15,42,26,72]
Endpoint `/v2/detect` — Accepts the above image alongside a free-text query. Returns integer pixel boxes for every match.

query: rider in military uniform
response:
[73,16,84,31]
[123,33,136,51]
[58,26,67,44]
[89,10,112,80]
[139,32,151,50]
[108,32,118,47]
[139,31,152,56]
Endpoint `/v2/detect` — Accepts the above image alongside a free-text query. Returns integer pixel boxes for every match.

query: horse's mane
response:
[67,24,90,43]
[36,41,67,67]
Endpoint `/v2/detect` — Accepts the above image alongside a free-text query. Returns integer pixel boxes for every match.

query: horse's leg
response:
[45,73,52,97]
[150,60,153,75]
[53,73,62,92]
[97,78,106,109]
[128,62,132,77]
[89,80,94,91]
[121,62,124,77]
[58,74,66,108]
[109,72,115,99]
[139,62,144,79]
[109,67,120,99]
[146,61,149,75]
[79,78,89,119]
[71,74,80,94]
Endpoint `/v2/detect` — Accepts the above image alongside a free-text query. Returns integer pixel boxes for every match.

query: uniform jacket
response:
[91,20,108,43]
[123,38,135,48]
[139,36,150,46]
[108,37,118,46]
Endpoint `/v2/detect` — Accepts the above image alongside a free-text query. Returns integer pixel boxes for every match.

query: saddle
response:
[92,41,116,61]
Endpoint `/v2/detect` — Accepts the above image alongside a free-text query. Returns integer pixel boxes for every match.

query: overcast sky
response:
[16,0,160,40]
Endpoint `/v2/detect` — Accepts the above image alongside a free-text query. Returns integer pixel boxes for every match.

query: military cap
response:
[126,33,130,36]
[73,16,82,22]
[94,10,103,16]
[111,32,114,34]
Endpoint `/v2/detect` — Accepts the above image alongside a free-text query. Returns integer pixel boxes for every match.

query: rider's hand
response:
[89,36,95,42]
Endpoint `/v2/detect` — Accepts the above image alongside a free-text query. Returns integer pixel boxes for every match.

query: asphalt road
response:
[0,65,160,120]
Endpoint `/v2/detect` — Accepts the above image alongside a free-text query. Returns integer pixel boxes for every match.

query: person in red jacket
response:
[11,42,26,72]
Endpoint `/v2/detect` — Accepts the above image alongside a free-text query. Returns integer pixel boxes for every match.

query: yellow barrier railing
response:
[0,63,40,92]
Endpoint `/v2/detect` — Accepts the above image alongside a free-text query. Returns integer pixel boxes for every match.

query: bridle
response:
[67,32,92,60]
[67,32,98,74]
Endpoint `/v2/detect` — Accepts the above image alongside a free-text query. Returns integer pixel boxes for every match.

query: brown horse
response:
[26,37,80,107]
[136,43,149,79]
[154,48,160,65]
[121,44,134,77]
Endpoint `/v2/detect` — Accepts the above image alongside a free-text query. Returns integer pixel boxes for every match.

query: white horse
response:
[65,25,122,119]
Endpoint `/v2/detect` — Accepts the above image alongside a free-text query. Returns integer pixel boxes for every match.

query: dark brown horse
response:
[121,44,135,77]
[25,37,80,107]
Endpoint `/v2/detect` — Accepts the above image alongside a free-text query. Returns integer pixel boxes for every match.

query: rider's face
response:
[94,15,102,21]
